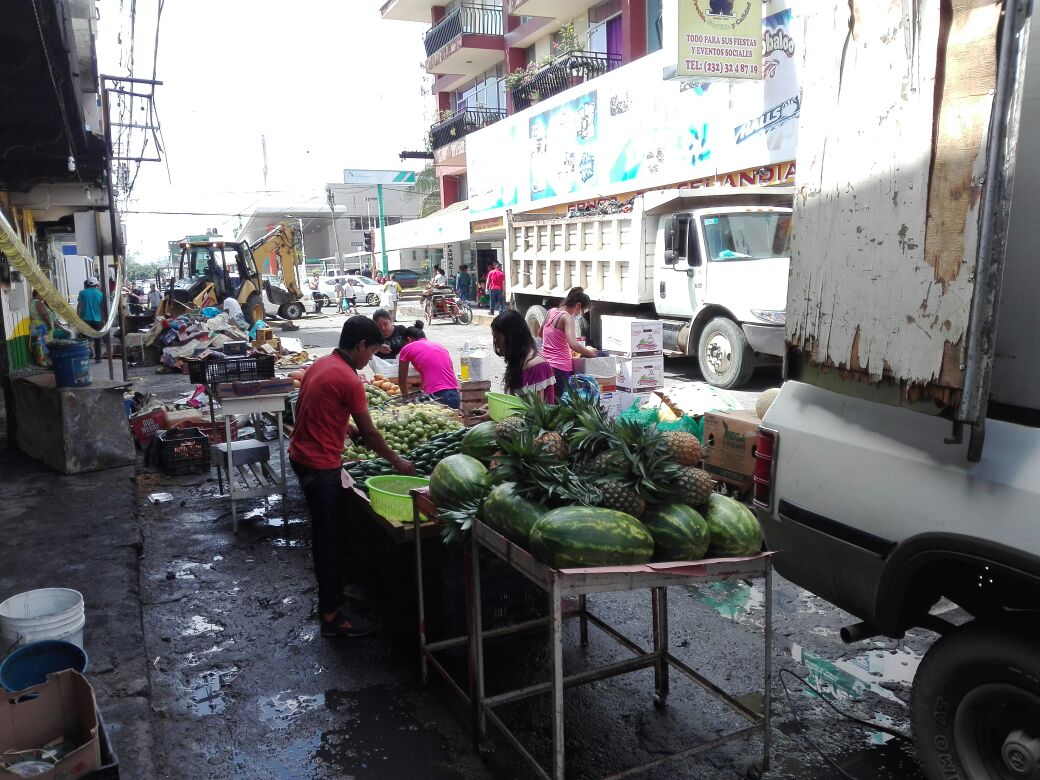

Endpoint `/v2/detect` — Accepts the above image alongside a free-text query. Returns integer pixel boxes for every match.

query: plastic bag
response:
[559,374,600,405]
[619,400,704,441]
[658,414,704,441]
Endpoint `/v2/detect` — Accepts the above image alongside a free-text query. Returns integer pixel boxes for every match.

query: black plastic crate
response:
[155,427,211,476]
[186,355,275,385]
[427,543,546,643]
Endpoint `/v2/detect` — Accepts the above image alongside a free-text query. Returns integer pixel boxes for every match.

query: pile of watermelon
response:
[427,412,763,569]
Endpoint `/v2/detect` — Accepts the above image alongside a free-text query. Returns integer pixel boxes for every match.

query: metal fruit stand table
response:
[410,490,774,780]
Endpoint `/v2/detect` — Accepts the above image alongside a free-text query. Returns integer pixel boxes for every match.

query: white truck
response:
[756,3,1039,778]
[504,187,793,388]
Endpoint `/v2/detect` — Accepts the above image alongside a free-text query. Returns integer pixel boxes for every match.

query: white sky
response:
[95,0,432,261]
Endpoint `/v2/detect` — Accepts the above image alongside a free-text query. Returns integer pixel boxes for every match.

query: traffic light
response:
[363,230,373,253]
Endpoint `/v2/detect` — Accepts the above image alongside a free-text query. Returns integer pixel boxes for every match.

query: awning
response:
[381,200,472,251]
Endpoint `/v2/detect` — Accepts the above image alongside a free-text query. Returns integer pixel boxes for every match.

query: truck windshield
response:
[701,212,792,262]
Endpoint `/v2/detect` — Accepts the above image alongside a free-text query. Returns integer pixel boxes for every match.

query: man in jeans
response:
[486,261,505,315]
[289,316,414,637]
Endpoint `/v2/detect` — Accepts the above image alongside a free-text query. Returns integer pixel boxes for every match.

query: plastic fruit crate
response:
[365,476,431,523]
[486,391,524,422]
[186,355,275,385]
[155,428,211,476]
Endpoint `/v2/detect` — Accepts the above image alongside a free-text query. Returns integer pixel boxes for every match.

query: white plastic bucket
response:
[0,588,85,650]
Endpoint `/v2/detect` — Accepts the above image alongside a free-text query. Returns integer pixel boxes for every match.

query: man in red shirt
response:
[486,261,505,316]
[289,316,414,637]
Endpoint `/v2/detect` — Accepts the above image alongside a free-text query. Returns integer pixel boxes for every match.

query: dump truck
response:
[754,3,1039,778]
[504,187,793,389]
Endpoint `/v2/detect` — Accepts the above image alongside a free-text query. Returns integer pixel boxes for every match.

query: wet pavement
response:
[0,319,950,778]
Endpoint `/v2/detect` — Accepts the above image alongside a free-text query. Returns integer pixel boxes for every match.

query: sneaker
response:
[320,609,376,638]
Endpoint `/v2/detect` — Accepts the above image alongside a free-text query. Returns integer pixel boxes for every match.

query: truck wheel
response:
[279,301,305,321]
[245,293,264,326]
[912,623,1040,780]
[698,317,755,389]
[525,305,548,340]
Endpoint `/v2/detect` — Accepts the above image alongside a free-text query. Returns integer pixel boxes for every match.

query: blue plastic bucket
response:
[50,339,92,388]
[0,640,88,691]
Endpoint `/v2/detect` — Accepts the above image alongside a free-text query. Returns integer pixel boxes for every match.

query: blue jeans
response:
[488,289,503,315]
[431,388,461,409]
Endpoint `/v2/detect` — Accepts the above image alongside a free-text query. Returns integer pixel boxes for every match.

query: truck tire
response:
[912,622,1040,780]
[698,317,755,389]
[525,305,548,339]
[245,293,264,327]
[279,301,305,321]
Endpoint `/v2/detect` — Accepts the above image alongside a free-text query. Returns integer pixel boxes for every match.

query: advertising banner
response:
[466,4,798,217]
[677,0,763,80]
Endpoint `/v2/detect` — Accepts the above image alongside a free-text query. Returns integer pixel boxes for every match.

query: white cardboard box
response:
[617,389,654,412]
[599,391,621,419]
[615,354,665,390]
[600,315,664,356]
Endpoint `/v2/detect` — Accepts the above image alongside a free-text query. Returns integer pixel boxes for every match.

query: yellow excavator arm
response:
[249,222,303,299]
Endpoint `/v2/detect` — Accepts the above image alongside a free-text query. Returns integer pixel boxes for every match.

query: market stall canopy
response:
[380,200,471,252]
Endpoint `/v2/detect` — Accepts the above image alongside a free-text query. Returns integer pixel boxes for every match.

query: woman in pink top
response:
[541,287,598,396]
[396,321,461,408]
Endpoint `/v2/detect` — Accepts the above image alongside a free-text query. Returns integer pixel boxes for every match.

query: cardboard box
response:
[0,670,101,779]
[617,389,654,412]
[129,408,167,446]
[599,391,621,419]
[615,354,664,390]
[600,316,663,356]
[595,376,617,392]
[571,356,616,377]
[701,410,761,491]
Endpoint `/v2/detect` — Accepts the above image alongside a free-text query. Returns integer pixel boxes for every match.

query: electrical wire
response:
[777,669,912,780]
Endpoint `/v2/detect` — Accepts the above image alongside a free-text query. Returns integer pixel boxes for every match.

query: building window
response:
[384,216,402,226]
[452,64,506,112]
[647,0,663,53]
[456,174,469,201]
[588,0,623,59]
[524,44,536,65]
[349,217,365,230]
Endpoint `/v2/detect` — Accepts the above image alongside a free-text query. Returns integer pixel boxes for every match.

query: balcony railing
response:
[430,107,507,151]
[510,51,622,112]
[424,4,504,58]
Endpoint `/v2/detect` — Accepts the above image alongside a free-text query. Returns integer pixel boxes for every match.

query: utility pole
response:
[326,187,344,271]
[377,183,389,274]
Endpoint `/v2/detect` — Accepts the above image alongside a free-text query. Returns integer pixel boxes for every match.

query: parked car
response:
[387,269,427,289]
[346,275,382,305]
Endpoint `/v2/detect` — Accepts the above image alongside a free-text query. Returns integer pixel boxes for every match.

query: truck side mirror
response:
[665,216,688,264]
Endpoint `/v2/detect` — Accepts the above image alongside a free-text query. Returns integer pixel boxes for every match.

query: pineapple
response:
[674,467,714,508]
[564,393,614,465]
[494,414,527,441]
[663,431,702,466]
[535,431,568,458]
[597,481,647,518]
[492,428,602,507]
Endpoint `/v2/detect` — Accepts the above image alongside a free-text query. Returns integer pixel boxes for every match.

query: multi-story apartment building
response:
[380,0,798,284]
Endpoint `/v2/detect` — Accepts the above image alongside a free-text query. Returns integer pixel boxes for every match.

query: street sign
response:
[342,169,417,185]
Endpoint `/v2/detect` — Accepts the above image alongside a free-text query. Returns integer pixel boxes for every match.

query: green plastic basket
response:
[486,391,525,422]
[365,476,431,523]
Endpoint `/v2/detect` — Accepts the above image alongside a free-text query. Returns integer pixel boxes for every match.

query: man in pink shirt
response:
[396,321,461,408]
[486,261,505,315]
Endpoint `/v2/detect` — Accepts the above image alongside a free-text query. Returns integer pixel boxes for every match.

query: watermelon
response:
[461,421,499,464]
[641,504,710,562]
[703,493,763,557]
[430,454,489,507]
[529,506,654,568]
[482,483,545,545]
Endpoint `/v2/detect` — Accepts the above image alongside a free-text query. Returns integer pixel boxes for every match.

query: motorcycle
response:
[422,288,473,325]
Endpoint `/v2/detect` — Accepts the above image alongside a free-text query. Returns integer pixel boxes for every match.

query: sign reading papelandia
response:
[678,0,762,80]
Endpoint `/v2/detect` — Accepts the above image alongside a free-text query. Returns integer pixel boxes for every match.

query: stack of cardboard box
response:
[601,316,665,412]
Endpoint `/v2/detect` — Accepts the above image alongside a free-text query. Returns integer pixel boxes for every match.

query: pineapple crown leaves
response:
[437,498,482,545]
[491,427,602,506]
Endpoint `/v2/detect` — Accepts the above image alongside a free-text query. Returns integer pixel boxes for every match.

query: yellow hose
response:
[0,208,122,338]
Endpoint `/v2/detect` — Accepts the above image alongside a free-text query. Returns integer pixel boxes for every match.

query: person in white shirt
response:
[147,283,161,310]
[222,294,248,327]
[381,274,401,322]
[431,267,448,287]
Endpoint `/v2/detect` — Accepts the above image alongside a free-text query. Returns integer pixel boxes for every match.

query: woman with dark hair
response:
[540,287,598,394]
[289,315,415,638]
[372,308,407,358]
[396,321,461,409]
[491,310,556,402]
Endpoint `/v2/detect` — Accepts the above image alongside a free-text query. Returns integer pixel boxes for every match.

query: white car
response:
[314,276,381,306]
